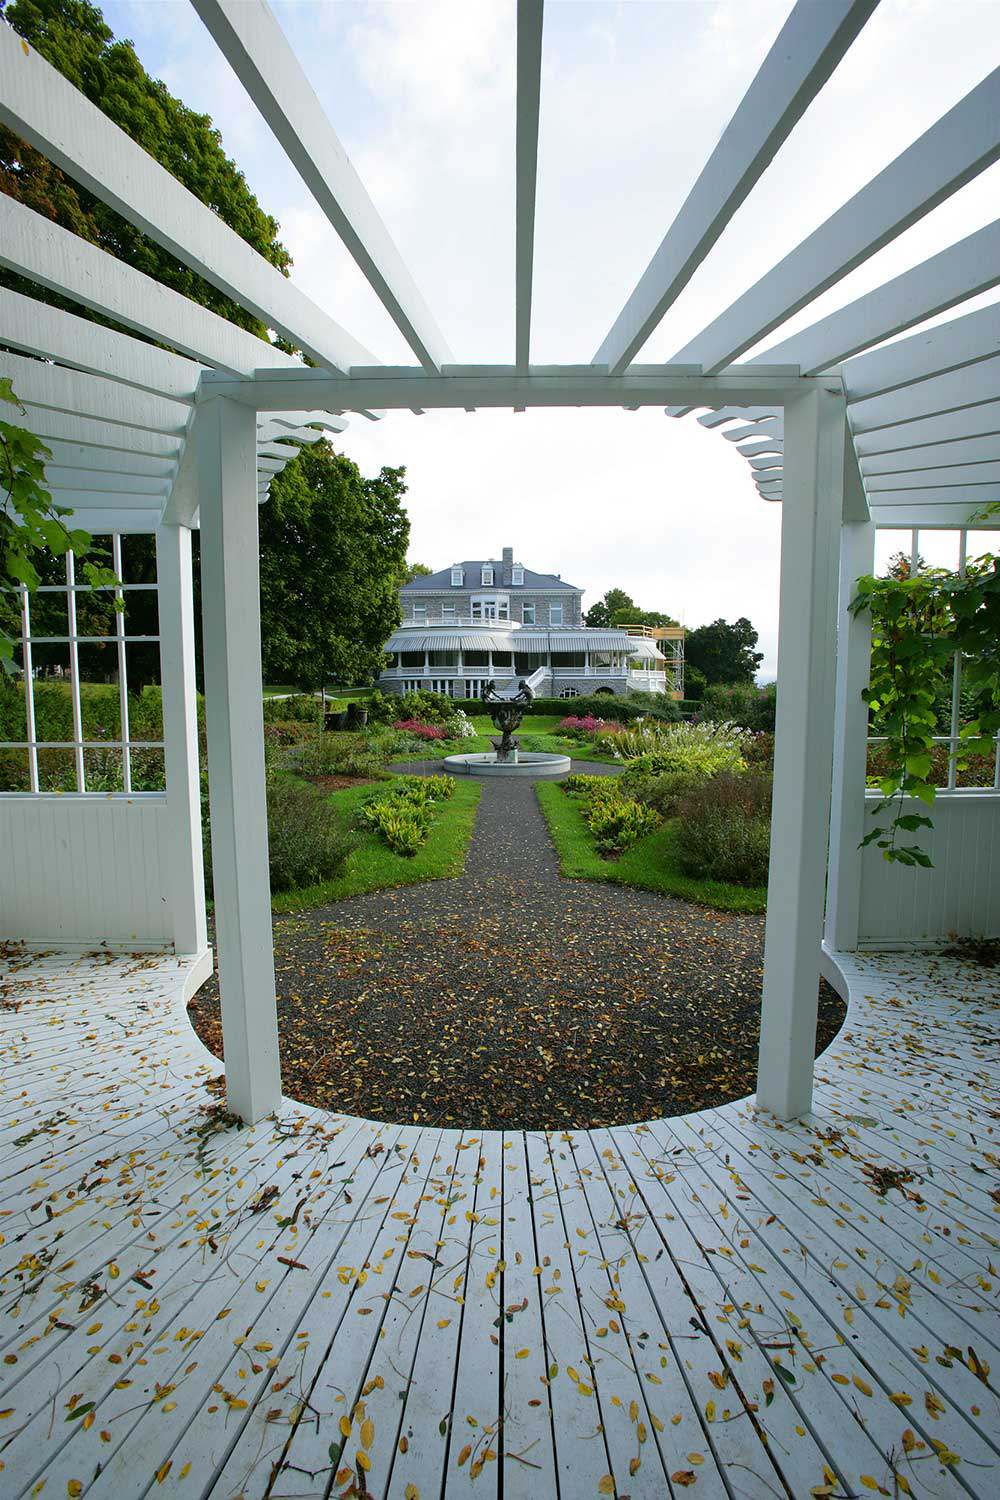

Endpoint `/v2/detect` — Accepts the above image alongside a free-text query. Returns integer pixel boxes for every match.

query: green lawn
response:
[536,780,766,913]
[270,777,482,913]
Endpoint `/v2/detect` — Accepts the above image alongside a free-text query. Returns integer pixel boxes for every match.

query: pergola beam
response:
[871,502,1000,527]
[677,67,1000,372]
[0,286,205,401]
[515,0,544,373]
[862,482,1000,506]
[3,406,183,459]
[204,366,824,412]
[45,466,170,496]
[0,22,376,374]
[849,354,1000,433]
[853,401,1000,456]
[862,435,1000,474]
[758,218,1000,373]
[190,0,451,372]
[0,351,191,435]
[866,461,1000,490]
[594,0,877,374]
[841,302,1000,402]
[40,441,177,479]
[0,194,304,383]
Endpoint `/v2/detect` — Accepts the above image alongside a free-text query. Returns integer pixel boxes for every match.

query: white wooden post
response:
[757,388,845,1121]
[156,523,208,957]
[198,397,281,1124]
[824,516,875,953]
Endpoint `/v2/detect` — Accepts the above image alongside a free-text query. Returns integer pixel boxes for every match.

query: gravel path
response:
[190,766,844,1129]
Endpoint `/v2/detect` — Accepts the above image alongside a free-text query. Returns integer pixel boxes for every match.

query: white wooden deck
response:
[1,945,996,1500]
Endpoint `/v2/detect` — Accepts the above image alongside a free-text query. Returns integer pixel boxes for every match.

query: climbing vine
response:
[0,377,117,669]
[851,532,1000,866]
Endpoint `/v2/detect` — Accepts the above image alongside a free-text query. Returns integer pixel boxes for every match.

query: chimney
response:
[502,545,513,585]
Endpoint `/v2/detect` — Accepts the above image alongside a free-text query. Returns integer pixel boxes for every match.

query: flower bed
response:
[392,719,447,741]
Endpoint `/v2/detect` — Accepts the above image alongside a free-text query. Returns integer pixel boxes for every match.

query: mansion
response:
[379,546,684,700]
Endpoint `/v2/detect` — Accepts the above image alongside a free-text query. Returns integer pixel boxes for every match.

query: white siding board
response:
[0,796,173,947]
[858,792,1000,944]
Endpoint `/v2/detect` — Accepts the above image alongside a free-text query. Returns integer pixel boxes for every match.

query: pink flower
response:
[393,719,447,740]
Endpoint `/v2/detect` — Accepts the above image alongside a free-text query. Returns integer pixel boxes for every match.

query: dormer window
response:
[451,567,464,586]
[512,564,524,586]
[481,565,494,586]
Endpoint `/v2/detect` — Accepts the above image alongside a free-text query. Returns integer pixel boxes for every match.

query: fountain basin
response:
[443,751,571,778]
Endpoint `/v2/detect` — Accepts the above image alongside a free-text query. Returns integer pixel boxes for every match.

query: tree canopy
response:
[685,617,763,685]
[585,587,677,630]
[258,443,410,691]
[0,0,291,339]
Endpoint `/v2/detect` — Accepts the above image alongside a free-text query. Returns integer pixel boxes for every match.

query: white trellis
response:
[0,0,999,1127]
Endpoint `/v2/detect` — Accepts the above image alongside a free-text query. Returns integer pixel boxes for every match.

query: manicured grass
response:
[536,780,767,913]
[270,777,482,912]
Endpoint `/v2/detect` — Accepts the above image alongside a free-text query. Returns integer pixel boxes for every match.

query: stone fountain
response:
[443,671,571,778]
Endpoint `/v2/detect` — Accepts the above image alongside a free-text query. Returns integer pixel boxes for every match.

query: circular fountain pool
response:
[443,751,571,777]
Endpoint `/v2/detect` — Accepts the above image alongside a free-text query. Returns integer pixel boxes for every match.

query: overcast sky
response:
[101,0,1000,676]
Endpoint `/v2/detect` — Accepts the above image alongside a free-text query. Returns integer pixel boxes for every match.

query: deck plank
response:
[1,948,997,1500]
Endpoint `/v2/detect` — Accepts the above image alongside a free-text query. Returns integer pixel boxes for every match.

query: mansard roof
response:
[403,561,581,593]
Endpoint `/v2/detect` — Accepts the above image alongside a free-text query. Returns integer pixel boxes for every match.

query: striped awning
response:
[386,627,640,654]
[385,630,515,652]
[516,631,639,652]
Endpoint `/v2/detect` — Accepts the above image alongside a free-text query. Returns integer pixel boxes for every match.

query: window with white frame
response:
[521,602,535,624]
[451,566,464,586]
[442,604,456,621]
[549,602,564,625]
[868,525,1000,790]
[1,534,163,794]
[412,604,428,622]
[512,564,524,586]
[481,565,494,585]
[471,594,509,621]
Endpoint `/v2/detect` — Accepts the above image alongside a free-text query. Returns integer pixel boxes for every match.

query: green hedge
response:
[521,694,677,722]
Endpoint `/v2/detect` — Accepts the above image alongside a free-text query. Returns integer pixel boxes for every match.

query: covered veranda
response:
[1,2,998,1495]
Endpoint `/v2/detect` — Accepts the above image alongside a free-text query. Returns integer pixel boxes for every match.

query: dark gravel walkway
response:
[190,768,844,1129]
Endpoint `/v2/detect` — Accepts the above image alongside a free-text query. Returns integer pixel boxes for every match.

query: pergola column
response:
[198,397,281,1124]
[757,388,845,1121]
[156,523,207,957]
[825,516,876,952]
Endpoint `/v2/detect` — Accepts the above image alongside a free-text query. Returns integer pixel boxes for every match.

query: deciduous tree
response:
[685,617,763,685]
[258,443,410,691]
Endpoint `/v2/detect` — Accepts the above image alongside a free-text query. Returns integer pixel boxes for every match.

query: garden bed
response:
[536,778,767,912]
[268,776,481,912]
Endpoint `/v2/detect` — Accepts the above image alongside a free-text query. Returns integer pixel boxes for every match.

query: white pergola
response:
[2,0,999,1131]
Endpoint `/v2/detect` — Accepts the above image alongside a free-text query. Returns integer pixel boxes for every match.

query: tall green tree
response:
[0,0,291,337]
[585,587,677,629]
[685,617,763,685]
[258,443,409,691]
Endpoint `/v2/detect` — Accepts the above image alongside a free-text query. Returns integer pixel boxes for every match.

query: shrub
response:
[262,692,320,725]
[624,689,682,721]
[558,714,623,738]
[597,718,746,773]
[203,775,355,894]
[393,719,447,741]
[445,709,477,739]
[586,794,660,854]
[361,799,429,855]
[700,682,776,732]
[373,689,455,726]
[356,774,454,855]
[563,773,660,854]
[520,694,675,723]
[297,731,392,780]
[673,771,773,885]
